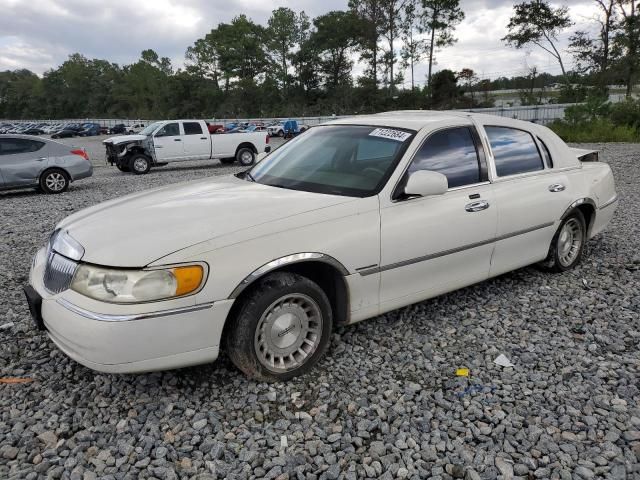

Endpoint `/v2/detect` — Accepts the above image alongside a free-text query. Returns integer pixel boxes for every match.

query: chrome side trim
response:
[56,298,215,322]
[229,252,350,299]
[359,222,554,276]
[598,195,618,210]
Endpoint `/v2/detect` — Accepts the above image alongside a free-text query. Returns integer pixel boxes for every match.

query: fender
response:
[560,197,596,220]
[228,252,350,299]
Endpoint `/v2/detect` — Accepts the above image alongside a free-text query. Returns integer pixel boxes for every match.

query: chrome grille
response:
[43,252,78,294]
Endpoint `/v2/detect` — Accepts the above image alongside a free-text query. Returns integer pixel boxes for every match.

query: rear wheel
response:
[538,210,586,272]
[130,154,151,175]
[40,169,69,194]
[225,272,333,382]
[236,147,255,167]
[277,130,285,138]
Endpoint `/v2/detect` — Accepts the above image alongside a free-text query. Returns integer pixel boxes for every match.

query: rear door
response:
[481,125,574,276]
[152,122,184,161]
[181,121,211,160]
[0,138,47,187]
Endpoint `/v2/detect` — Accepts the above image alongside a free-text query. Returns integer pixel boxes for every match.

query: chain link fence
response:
[2,103,579,128]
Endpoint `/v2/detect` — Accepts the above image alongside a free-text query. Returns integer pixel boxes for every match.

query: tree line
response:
[0,0,638,120]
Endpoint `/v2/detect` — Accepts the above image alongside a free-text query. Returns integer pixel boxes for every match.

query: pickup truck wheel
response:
[220,158,236,165]
[236,147,255,166]
[277,130,285,138]
[538,210,586,272]
[225,272,333,382]
[130,154,151,175]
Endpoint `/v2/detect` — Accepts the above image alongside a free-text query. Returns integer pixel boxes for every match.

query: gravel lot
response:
[1,143,638,480]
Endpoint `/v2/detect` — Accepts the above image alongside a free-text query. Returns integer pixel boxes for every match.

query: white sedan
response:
[24,111,618,381]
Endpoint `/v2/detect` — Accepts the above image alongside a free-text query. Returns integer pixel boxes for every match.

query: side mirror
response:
[404,170,448,197]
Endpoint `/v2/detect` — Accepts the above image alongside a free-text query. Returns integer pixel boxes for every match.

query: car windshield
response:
[139,122,162,136]
[248,125,415,197]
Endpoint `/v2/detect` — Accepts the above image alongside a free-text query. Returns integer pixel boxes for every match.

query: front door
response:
[181,121,210,160]
[153,122,184,161]
[0,138,47,187]
[378,126,497,313]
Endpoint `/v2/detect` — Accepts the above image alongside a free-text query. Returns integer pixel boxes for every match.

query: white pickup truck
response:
[104,120,270,174]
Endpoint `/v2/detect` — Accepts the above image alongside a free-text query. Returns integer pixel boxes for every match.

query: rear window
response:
[538,137,553,168]
[485,126,544,176]
[183,122,203,135]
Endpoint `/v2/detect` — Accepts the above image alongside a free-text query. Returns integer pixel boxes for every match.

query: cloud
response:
[0,0,600,81]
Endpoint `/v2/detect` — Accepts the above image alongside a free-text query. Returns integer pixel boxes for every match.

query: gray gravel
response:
[1,143,639,479]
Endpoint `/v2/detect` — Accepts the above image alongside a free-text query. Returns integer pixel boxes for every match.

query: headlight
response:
[70,264,205,303]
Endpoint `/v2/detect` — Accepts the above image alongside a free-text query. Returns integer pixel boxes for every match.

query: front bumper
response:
[27,247,234,373]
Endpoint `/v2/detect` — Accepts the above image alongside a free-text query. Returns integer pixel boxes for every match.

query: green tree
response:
[503,1,573,83]
[349,0,385,88]
[380,0,407,94]
[420,0,465,95]
[615,0,639,97]
[429,68,461,108]
[267,7,302,92]
[400,0,428,90]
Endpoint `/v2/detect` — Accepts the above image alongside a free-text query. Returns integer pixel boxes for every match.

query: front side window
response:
[155,123,180,137]
[183,122,203,135]
[408,127,481,188]
[0,139,44,155]
[486,126,544,176]
[248,125,414,197]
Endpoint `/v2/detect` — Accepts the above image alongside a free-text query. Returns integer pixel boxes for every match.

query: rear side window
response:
[485,126,544,176]
[183,122,203,135]
[538,137,553,168]
[0,138,44,155]
[156,123,180,137]
[408,127,481,188]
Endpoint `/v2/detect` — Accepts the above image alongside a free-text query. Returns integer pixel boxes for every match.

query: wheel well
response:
[223,261,350,343]
[236,142,257,155]
[576,203,595,235]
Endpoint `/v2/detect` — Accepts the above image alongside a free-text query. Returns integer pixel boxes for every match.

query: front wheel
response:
[40,169,69,194]
[538,210,586,272]
[236,147,255,167]
[130,154,151,175]
[225,272,333,382]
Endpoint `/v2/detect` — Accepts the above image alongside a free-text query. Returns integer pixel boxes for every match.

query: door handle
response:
[155,145,163,148]
[200,137,207,140]
[174,138,182,142]
[548,183,565,192]
[465,200,490,212]
[37,157,46,161]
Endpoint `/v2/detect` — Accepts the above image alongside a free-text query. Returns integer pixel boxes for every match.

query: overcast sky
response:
[1,0,601,83]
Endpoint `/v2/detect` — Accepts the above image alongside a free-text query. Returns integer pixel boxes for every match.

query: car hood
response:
[103,134,147,145]
[57,176,354,267]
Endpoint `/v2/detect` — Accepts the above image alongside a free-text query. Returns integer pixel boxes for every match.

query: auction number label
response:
[369,128,411,142]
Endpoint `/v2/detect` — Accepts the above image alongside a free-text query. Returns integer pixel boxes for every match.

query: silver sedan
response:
[0,135,93,194]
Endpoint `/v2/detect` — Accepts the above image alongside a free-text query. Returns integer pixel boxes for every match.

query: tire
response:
[220,158,236,165]
[277,130,284,137]
[225,272,333,382]
[129,154,151,175]
[236,147,256,167]
[538,210,587,272]
[39,169,69,194]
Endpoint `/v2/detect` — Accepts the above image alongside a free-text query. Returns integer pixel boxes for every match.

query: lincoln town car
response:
[24,111,617,381]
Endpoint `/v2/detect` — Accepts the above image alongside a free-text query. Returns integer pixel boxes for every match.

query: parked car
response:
[103,119,270,173]
[51,128,77,139]
[24,112,617,380]
[126,123,146,134]
[78,123,101,137]
[0,135,93,194]
[108,124,127,135]
[20,127,44,135]
[267,119,307,137]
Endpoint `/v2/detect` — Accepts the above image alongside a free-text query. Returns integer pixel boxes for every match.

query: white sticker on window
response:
[369,128,411,142]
